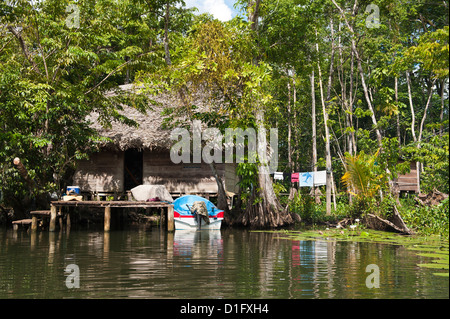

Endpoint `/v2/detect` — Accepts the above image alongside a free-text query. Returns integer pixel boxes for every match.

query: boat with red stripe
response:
[173,195,224,230]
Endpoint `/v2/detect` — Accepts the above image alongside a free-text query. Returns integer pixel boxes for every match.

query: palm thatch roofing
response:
[89,84,213,151]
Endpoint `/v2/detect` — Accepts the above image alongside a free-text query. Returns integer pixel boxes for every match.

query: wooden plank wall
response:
[73,150,239,195]
[73,151,124,192]
[143,151,228,194]
[393,162,419,193]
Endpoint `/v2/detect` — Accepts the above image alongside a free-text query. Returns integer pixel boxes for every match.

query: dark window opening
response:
[124,149,143,190]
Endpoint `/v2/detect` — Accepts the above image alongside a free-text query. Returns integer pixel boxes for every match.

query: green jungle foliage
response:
[1,0,448,233]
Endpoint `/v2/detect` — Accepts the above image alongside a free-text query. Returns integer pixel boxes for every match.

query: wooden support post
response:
[66,211,71,229]
[167,205,174,232]
[104,206,111,232]
[49,205,57,232]
[31,215,38,231]
[160,207,166,229]
[58,207,63,230]
[103,232,110,257]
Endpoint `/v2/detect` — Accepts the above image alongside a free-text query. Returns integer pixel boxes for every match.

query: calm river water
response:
[0,227,448,299]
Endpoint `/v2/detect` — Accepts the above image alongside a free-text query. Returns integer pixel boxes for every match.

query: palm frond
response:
[341,151,380,198]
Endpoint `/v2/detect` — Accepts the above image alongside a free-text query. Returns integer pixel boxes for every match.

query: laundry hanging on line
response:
[271,171,327,186]
[313,170,326,186]
[299,172,314,187]
[289,170,327,187]
[274,172,284,180]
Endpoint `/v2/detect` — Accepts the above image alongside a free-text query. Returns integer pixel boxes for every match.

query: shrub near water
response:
[288,191,449,239]
[289,191,348,225]
[400,198,449,238]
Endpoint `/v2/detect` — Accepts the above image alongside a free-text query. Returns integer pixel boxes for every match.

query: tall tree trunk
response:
[287,72,292,173]
[416,78,437,193]
[439,79,446,136]
[332,0,382,146]
[239,109,295,228]
[349,47,357,155]
[406,71,417,142]
[288,71,297,200]
[354,40,382,146]
[239,0,296,228]
[315,27,333,215]
[292,73,297,168]
[395,77,401,146]
[316,55,332,215]
[311,70,321,204]
[318,70,332,216]
[327,17,337,211]
[418,78,437,143]
[405,71,436,194]
[311,70,317,173]
[209,162,230,216]
[338,20,356,158]
[163,0,172,66]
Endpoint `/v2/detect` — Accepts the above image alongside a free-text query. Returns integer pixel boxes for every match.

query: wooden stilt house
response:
[72,85,239,200]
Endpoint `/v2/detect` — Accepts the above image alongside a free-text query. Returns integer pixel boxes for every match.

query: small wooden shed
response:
[392,162,419,193]
[72,86,239,199]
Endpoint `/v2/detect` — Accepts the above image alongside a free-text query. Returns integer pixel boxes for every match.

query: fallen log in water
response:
[365,213,411,234]
[392,204,413,234]
[364,204,413,235]
[336,204,413,235]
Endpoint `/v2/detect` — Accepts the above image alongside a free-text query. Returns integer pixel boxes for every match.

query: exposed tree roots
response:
[237,189,298,229]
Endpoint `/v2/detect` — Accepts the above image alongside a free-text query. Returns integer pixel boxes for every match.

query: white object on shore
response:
[131,185,173,202]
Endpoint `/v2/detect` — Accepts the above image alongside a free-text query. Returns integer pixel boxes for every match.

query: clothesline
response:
[272,170,327,187]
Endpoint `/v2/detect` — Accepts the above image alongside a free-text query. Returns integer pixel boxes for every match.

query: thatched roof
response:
[89,84,214,151]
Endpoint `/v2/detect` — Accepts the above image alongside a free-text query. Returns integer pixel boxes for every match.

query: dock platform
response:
[49,200,174,232]
[12,219,32,230]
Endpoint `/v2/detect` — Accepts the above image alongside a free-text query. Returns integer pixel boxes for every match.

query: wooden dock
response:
[49,200,174,232]
[12,219,32,231]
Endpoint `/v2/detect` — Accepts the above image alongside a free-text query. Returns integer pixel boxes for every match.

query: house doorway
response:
[124,149,143,190]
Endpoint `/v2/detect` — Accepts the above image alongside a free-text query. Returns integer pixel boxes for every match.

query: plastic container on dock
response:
[66,186,81,195]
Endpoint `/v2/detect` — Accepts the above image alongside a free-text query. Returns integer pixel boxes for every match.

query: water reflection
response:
[0,228,448,299]
[173,230,223,260]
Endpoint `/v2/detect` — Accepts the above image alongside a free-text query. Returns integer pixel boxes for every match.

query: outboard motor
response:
[188,201,210,229]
